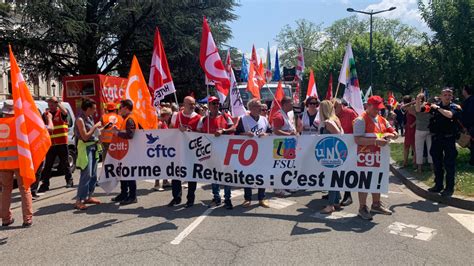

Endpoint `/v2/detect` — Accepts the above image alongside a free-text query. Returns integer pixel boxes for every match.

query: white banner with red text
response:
[98,129,390,194]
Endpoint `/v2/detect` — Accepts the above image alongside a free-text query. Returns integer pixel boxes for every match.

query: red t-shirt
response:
[337,107,358,134]
[271,112,285,129]
[198,114,233,134]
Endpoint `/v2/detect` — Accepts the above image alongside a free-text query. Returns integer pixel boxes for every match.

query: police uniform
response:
[428,102,461,196]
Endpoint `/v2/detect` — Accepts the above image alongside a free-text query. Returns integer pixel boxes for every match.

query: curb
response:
[390,164,474,211]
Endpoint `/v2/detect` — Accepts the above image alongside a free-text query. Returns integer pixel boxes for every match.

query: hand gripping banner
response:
[99,130,390,194]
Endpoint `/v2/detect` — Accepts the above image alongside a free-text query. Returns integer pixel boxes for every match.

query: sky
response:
[227,0,430,63]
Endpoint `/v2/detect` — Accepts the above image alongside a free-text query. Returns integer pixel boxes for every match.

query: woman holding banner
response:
[318,100,344,214]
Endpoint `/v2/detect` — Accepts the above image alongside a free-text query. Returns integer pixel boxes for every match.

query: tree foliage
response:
[0,0,239,99]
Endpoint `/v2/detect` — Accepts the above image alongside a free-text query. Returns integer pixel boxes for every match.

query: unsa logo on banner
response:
[314,136,348,168]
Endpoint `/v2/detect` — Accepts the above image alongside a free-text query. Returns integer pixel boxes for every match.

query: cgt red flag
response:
[199,17,230,96]
[148,27,175,109]
[325,73,333,100]
[269,81,284,121]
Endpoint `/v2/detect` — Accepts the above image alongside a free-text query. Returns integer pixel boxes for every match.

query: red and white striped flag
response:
[296,45,305,81]
[306,69,318,99]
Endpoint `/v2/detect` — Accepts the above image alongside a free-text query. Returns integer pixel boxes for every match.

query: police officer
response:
[38,96,72,192]
[426,88,461,197]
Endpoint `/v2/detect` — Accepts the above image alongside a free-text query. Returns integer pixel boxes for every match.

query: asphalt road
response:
[1,167,473,265]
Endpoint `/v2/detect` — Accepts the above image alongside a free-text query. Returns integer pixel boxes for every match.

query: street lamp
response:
[347,6,396,89]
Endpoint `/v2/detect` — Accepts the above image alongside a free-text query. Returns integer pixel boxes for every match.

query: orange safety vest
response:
[48,109,68,145]
[100,113,123,143]
[0,117,19,169]
[361,112,390,138]
[121,113,139,131]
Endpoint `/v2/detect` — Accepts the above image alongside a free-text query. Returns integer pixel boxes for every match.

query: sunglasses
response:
[261,109,268,112]
[308,102,318,105]
[210,102,219,105]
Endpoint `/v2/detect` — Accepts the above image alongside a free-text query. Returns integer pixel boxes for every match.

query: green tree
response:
[1,0,238,99]
[419,0,474,90]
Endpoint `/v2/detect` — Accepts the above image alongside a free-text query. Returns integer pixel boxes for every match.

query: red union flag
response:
[199,17,230,95]
[148,27,175,109]
[9,45,51,189]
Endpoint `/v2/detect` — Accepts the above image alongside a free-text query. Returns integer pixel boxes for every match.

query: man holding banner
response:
[234,99,272,208]
[168,96,202,208]
[353,96,398,220]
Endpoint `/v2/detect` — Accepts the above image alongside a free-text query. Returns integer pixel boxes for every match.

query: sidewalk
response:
[390,160,474,211]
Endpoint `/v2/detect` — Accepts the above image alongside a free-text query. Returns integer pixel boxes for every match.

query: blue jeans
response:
[77,145,98,201]
[244,188,265,201]
[212,184,231,202]
[327,191,341,205]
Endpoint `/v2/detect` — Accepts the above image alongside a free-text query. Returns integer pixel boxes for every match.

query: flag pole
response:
[334,83,341,99]
[206,84,210,134]
[264,83,295,131]
[172,92,183,128]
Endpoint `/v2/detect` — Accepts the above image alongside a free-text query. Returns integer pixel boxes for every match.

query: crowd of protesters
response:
[1,85,472,227]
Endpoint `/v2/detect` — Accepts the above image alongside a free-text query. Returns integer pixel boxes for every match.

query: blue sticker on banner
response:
[314,137,348,168]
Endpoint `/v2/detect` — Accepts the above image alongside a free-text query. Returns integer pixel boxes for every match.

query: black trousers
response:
[171,180,196,203]
[430,135,457,192]
[41,145,72,187]
[120,181,137,199]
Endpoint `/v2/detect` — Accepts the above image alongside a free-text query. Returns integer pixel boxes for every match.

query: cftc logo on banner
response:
[314,136,348,168]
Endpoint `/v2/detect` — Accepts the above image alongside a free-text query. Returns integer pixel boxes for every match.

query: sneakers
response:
[111,194,127,202]
[208,198,221,207]
[167,198,181,207]
[428,186,443,193]
[84,198,101,205]
[440,190,453,198]
[2,218,14,227]
[341,197,353,206]
[37,185,49,193]
[274,189,291,198]
[259,200,270,208]
[65,179,74,188]
[224,200,233,210]
[120,197,137,206]
[371,202,392,215]
[358,206,373,220]
[242,200,251,208]
[31,192,40,200]
[184,201,194,208]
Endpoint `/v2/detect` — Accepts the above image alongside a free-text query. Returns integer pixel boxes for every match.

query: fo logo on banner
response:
[108,137,129,160]
[273,138,296,159]
[357,145,381,167]
[315,137,348,168]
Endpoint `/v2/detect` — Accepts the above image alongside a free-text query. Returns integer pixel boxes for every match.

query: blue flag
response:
[273,49,281,81]
[240,53,248,82]
[423,88,429,100]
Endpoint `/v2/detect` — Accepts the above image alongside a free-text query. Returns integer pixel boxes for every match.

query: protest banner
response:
[99,129,390,194]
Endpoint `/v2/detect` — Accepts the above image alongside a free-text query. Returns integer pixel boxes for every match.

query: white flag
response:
[338,43,364,115]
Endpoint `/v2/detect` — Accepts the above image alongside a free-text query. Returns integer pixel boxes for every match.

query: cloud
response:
[241,45,281,67]
[363,0,430,32]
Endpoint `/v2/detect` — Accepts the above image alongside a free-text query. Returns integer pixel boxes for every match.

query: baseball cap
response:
[367,96,385,109]
[1,100,14,115]
[106,102,117,111]
[208,96,219,103]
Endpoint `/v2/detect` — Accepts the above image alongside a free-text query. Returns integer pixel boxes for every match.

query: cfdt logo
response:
[315,137,348,168]
[189,135,212,161]
[357,145,381,167]
[273,138,297,169]
[108,137,129,160]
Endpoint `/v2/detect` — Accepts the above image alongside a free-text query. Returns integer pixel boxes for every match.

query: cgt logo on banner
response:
[314,136,348,168]
[273,138,297,169]
[189,135,212,161]
[108,137,129,160]
[357,145,381,167]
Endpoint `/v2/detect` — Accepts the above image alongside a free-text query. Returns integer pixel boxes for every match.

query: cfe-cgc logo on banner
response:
[357,145,381,167]
[315,136,348,168]
[108,137,129,160]
[273,138,297,169]
[189,135,212,161]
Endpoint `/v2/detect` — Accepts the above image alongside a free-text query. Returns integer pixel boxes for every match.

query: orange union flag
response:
[125,56,158,129]
[9,45,51,189]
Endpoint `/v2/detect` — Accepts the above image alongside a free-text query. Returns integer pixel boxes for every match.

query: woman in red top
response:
[402,95,416,167]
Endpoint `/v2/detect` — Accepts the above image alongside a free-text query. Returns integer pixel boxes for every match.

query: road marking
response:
[170,189,244,245]
[387,222,437,241]
[311,211,357,222]
[448,213,474,233]
[269,198,297,209]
